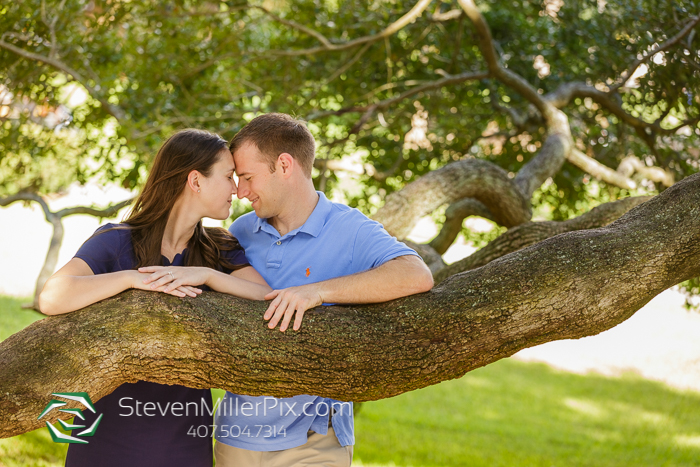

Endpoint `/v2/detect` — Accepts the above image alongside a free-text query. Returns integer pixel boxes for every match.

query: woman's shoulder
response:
[88,223,132,243]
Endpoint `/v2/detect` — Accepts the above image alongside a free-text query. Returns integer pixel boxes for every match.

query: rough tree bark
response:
[1,172,699,439]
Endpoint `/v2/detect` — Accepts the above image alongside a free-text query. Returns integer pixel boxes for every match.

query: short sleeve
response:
[351,219,420,271]
[74,224,134,275]
[221,247,249,274]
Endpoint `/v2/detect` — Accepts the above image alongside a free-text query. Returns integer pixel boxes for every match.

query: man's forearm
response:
[263,255,433,331]
[315,255,433,304]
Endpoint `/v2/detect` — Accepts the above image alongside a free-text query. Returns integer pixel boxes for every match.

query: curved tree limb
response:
[372,158,532,239]
[1,174,698,439]
[429,198,496,255]
[433,195,652,283]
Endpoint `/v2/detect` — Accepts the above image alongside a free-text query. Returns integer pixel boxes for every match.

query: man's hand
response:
[264,285,324,332]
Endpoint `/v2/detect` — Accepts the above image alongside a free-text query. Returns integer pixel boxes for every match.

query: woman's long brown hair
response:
[118,129,245,272]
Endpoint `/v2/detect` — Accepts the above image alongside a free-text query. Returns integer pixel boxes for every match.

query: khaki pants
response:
[214,427,353,467]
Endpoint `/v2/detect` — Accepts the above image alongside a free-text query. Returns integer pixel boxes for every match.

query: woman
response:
[38,129,271,467]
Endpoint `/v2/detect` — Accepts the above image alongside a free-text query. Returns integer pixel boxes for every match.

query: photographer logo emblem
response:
[37,392,103,444]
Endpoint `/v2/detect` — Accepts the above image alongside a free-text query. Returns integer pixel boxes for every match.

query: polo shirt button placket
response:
[267,237,285,268]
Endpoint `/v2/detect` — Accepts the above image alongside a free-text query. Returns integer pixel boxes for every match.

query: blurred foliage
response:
[1,0,699,302]
[1,0,697,200]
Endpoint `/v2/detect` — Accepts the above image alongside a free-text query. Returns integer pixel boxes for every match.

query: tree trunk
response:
[1,173,699,439]
[26,215,64,310]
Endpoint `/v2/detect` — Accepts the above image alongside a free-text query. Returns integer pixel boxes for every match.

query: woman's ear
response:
[187,170,202,193]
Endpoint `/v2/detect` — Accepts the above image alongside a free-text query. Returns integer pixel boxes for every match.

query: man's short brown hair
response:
[229,113,315,177]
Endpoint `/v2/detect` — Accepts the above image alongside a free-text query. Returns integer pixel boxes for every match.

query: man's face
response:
[233,141,282,219]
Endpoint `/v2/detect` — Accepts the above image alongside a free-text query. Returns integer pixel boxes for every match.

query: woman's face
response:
[197,150,238,220]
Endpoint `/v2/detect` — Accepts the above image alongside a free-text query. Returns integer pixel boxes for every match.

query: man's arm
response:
[264,255,433,332]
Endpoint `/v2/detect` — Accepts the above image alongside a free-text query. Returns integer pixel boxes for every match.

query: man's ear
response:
[186,170,202,193]
[277,153,294,178]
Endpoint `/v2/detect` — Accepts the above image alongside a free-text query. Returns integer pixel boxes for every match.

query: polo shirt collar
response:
[298,191,332,237]
[252,191,332,238]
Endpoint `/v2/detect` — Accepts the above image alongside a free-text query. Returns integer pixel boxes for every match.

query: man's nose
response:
[236,183,248,199]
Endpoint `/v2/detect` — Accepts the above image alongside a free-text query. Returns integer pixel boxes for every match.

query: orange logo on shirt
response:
[305,268,310,277]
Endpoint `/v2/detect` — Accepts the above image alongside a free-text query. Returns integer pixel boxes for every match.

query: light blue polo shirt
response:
[214,191,419,451]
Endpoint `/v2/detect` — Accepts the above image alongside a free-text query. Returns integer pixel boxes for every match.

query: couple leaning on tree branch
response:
[38,112,434,467]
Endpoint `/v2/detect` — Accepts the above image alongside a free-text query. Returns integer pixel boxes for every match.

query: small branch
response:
[0,193,134,221]
[252,6,333,49]
[545,82,693,136]
[617,156,675,187]
[308,71,489,121]
[305,43,374,103]
[458,0,551,119]
[428,9,463,22]
[266,0,433,56]
[567,149,637,189]
[0,192,52,220]
[56,198,135,218]
[610,15,700,92]
[0,40,125,121]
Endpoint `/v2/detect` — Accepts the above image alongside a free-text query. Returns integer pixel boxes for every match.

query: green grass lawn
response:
[2,295,700,466]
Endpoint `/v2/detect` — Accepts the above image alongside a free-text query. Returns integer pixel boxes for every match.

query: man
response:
[214,113,433,466]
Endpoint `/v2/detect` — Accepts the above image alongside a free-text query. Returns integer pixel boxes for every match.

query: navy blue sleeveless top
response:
[65,223,247,467]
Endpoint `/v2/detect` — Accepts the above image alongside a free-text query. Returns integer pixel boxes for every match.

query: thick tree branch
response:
[372,158,532,239]
[2,174,699,438]
[433,195,653,283]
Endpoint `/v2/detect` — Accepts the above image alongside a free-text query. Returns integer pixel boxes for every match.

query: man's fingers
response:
[264,290,280,301]
[268,296,291,329]
[264,293,283,320]
[279,304,298,332]
[292,309,306,331]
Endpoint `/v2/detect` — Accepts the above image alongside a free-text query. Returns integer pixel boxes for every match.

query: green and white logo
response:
[38,392,103,444]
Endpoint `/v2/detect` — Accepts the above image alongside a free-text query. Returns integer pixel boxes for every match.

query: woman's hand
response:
[137,266,210,297]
